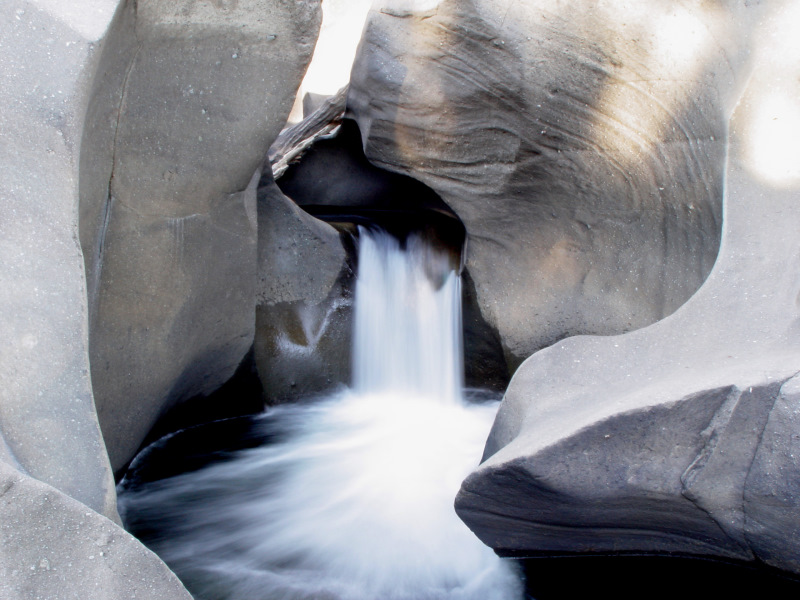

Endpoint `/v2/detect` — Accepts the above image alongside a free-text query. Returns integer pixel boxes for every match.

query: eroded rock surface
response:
[255,175,352,403]
[79,0,322,471]
[455,1,800,573]
[348,0,750,373]
[0,1,203,597]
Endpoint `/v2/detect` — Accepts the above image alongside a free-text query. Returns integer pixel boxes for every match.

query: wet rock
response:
[79,0,322,471]
[462,270,509,392]
[273,109,508,388]
[455,1,800,574]
[347,0,749,373]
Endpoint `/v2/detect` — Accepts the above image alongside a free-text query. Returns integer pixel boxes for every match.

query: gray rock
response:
[263,108,498,397]
[347,0,752,373]
[455,1,800,572]
[254,176,352,403]
[79,0,322,471]
[744,375,800,572]
[0,0,120,520]
[0,460,191,600]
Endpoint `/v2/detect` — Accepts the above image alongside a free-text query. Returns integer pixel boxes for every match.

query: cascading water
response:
[353,230,463,404]
[118,227,523,600]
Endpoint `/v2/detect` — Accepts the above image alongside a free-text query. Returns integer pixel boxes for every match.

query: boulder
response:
[745,376,800,573]
[347,0,751,373]
[254,175,352,404]
[78,0,322,471]
[0,0,120,521]
[455,1,800,573]
[0,460,191,600]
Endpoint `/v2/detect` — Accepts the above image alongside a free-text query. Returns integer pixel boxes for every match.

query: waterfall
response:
[118,228,523,600]
[354,228,463,404]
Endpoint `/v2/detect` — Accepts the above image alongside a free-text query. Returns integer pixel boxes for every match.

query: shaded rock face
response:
[455,1,800,574]
[79,0,322,471]
[276,119,467,255]
[745,376,800,573]
[255,174,352,404]
[347,0,749,373]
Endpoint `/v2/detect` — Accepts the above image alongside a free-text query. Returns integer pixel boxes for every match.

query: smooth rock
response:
[743,374,800,573]
[0,0,119,520]
[347,0,751,373]
[0,459,191,600]
[455,1,800,573]
[254,175,352,403]
[79,0,322,471]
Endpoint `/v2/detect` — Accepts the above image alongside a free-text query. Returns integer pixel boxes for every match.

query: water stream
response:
[118,228,523,600]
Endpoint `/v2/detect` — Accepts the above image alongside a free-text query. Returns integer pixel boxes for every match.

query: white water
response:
[119,228,523,600]
[354,231,463,404]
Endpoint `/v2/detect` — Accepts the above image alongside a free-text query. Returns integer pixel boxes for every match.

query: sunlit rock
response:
[347,0,750,373]
[455,1,800,574]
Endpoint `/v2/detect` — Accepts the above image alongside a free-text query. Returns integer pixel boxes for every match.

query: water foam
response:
[354,230,463,404]
[118,228,522,600]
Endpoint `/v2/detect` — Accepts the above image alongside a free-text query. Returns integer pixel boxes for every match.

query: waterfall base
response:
[118,227,522,600]
[118,391,523,600]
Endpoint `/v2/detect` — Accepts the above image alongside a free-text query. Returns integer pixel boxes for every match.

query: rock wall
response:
[1,0,322,596]
[0,0,195,597]
[347,0,749,373]
[0,0,120,523]
[455,0,800,574]
[79,0,322,471]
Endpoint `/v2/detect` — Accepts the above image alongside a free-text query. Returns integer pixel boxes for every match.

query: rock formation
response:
[0,0,199,597]
[4,0,800,594]
[260,108,508,398]
[347,0,748,374]
[254,174,352,404]
[79,0,321,472]
[454,0,800,574]
[1,0,321,597]
[0,461,191,600]
[0,0,121,526]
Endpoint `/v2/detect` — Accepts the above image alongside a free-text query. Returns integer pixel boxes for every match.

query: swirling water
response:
[118,228,523,600]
